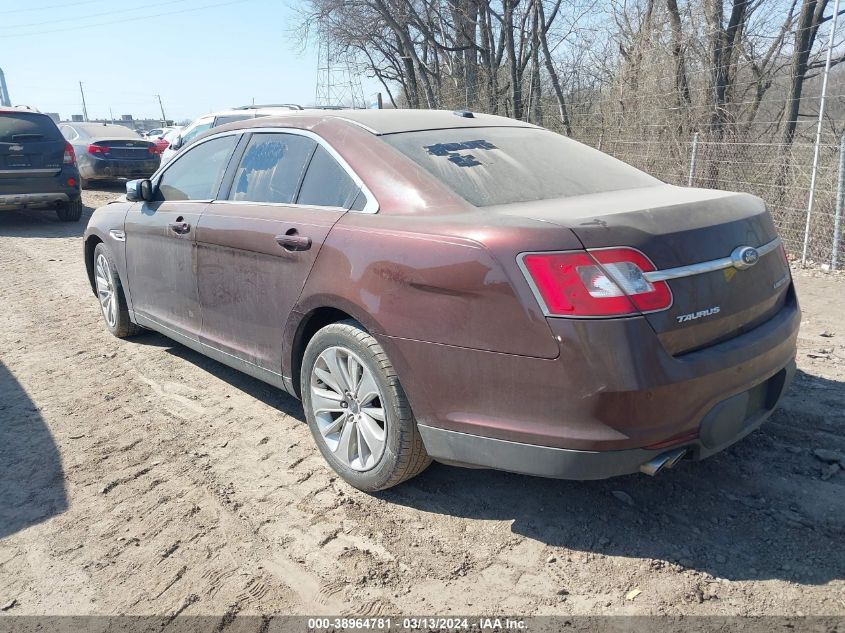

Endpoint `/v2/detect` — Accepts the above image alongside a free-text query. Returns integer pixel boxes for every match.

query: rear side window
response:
[230,133,316,204]
[0,113,62,143]
[158,135,238,201]
[297,146,359,208]
[381,127,659,207]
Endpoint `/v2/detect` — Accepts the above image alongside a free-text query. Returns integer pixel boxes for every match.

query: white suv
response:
[160,104,303,165]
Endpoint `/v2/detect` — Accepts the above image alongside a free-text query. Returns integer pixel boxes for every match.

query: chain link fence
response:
[570,131,845,266]
[416,85,845,269]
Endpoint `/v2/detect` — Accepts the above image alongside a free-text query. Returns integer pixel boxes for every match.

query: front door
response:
[196,133,361,373]
[125,134,239,340]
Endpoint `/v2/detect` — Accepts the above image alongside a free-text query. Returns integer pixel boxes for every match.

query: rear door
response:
[0,112,65,187]
[196,132,361,373]
[125,133,240,340]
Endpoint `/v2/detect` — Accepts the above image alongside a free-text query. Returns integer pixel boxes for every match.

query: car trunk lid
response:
[89,139,155,160]
[497,184,792,355]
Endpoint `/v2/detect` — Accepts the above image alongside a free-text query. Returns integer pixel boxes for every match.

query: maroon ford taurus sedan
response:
[83,110,799,491]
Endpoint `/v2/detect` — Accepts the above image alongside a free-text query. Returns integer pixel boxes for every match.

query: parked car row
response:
[0,103,306,222]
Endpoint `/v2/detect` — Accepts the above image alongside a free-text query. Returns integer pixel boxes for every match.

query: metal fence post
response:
[833,134,845,270]
[803,0,840,265]
[687,132,699,187]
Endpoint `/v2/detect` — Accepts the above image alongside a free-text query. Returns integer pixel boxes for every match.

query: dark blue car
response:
[0,107,83,221]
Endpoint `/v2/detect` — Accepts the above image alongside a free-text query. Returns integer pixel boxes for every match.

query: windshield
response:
[381,127,660,207]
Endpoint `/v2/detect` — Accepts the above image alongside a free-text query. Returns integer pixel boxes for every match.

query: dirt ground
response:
[0,186,843,618]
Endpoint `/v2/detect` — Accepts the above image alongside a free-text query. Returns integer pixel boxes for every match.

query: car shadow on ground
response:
[135,332,305,419]
[0,202,93,239]
[124,332,845,587]
[0,184,123,239]
[0,361,68,539]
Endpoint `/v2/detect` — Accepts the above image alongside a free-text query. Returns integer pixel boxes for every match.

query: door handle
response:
[168,221,191,235]
[275,231,312,252]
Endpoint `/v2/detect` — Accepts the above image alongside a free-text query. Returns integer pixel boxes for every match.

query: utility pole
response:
[0,67,11,107]
[79,81,89,121]
[155,94,167,126]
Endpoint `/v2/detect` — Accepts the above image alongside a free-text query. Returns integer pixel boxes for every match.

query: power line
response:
[0,0,100,15]
[0,0,188,30]
[1,0,253,38]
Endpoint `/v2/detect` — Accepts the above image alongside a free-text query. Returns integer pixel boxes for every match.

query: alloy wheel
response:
[310,346,387,471]
[95,253,118,328]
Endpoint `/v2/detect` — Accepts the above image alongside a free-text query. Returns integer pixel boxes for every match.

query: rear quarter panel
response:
[293,211,575,360]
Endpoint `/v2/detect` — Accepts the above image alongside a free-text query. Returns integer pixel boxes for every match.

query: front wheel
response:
[301,320,431,491]
[93,243,141,338]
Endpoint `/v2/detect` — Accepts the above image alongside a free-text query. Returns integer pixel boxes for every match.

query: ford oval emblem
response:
[731,246,760,270]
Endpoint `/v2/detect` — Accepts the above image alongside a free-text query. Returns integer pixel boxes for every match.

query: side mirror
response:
[126,179,154,202]
[140,179,154,201]
[169,134,183,150]
[126,179,142,201]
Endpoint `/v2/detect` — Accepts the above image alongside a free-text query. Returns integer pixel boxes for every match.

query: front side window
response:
[157,135,238,201]
[229,133,316,204]
[297,145,359,208]
[381,127,660,207]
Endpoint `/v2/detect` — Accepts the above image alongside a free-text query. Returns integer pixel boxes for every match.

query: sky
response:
[0,0,382,123]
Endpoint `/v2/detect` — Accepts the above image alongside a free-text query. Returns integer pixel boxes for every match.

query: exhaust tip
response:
[639,447,688,476]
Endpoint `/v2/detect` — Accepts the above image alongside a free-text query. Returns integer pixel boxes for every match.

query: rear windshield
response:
[77,124,140,139]
[0,112,62,143]
[381,127,659,207]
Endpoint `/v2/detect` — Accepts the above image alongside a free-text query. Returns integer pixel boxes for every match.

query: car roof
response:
[216,109,537,136]
[0,106,48,116]
[193,106,304,121]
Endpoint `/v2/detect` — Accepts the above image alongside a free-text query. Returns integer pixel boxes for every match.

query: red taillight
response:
[519,248,672,317]
[87,144,109,154]
[148,144,163,155]
[63,142,76,165]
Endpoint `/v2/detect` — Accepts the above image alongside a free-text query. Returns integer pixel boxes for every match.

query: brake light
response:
[148,144,163,155]
[519,248,672,317]
[63,142,76,165]
[87,144,109,154]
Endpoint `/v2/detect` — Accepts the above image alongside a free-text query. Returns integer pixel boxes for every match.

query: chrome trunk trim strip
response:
[642,237,782,283]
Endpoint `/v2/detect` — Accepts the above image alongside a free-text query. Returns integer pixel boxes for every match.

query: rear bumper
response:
[81,157,159,180]
[377,286,800,477]
[417,360,795,479]
[0,166,81,210]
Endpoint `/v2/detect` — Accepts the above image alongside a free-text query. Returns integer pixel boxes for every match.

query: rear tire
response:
[93,243,141,338]
[80,177,90,189]
[301,320,431,491]
[56,198,83,222]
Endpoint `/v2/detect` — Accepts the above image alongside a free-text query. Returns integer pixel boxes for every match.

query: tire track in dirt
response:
[0,192,843,617]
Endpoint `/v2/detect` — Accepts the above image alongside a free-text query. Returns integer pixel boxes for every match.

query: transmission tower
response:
[0,68,11,107]
[314,35,365,109]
